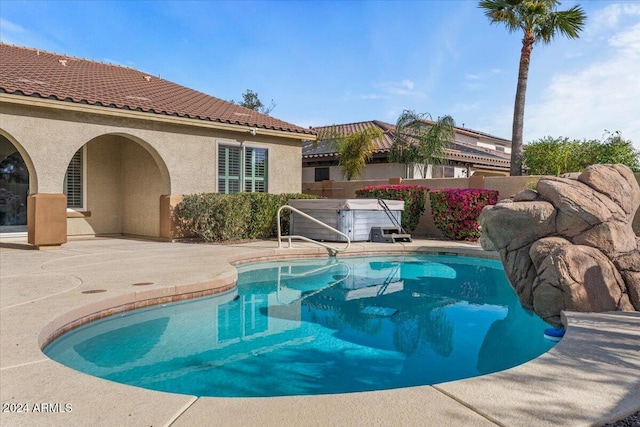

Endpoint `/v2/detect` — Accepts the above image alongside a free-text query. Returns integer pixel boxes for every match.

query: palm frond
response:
[337,127,382,180]
[554,5,587,38]
[479,0,521,32]
[391,110,456,177]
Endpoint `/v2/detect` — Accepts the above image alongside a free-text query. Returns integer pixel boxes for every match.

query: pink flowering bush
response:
[355,184,429,232]
[429,189,499,241]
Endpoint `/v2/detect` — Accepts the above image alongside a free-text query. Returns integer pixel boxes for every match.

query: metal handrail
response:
[277,205,350,256]
[276,261,351,305]
[377,198,407,235]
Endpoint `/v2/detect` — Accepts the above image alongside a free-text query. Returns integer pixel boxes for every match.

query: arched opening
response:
[65,134,171,239]
[0,134,31,234]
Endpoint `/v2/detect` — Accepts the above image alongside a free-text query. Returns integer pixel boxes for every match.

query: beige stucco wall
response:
[68,135,165,237]
[1,102,303,195]
[485,176,539,199]
[302,163,473,183]
[1,98,305,238]
[304,175,640,238]
[89,137,123,234]
[122,142,163,237]
[302,163,407,182]
[67,136,122,236]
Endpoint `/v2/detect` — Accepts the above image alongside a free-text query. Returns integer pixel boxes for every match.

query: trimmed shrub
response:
[244,193,284,239]
[245,193,318,238]
[174,193,318,242]
[174,194,250,241]
[429,189,499,241]
[355,184,429,232]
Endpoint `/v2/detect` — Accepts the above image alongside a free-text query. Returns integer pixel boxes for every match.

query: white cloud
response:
[386,108,400,122]
[375,79,418,96]
[565,51,584,59]
[360,94,388,100]
[463,69,503,92]
[0,18,25,35]
[609,23,640,52]
[354,79,422,103]
[0,18,27,45]
[590,3,640,33]
[524,23,640,148]
[401,79,414,90]
[451,102,480,113]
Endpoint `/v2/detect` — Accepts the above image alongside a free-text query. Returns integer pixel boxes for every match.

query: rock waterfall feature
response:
[479,164,640,326]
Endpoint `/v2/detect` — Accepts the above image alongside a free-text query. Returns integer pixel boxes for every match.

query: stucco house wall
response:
[302,162,408,182]
[1,97,304,240]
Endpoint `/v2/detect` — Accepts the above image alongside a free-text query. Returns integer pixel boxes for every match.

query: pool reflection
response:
[45,255,555,397]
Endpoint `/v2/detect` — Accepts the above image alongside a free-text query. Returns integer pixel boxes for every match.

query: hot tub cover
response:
[288,199,404,211]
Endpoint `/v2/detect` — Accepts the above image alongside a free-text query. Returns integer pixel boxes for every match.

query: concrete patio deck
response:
[1,237,638,427]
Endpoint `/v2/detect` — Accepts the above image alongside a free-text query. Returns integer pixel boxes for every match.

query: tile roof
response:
[303,120,511,167]
[303,120,396,156]
[0,43,313,136]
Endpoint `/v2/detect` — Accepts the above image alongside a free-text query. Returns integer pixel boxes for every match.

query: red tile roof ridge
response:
[310,119,394,129]
[1,42,144,73]
[0,43,314,136]
[311,119,509,145]
[371,120,396,131]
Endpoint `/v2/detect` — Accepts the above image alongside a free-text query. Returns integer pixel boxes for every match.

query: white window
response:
[64,147,85,209]
[218,144,268,194]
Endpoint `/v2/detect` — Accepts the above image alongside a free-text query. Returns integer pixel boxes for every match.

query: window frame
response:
[314,167,330,182]
[217,144,243,194]
[64,146,87,211]
[243,146,268,193]
[216,140,269,194]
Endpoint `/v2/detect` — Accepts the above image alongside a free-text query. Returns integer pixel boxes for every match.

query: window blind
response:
[244,147,267,193]
[218,145,242,193]
[65,148,83,208]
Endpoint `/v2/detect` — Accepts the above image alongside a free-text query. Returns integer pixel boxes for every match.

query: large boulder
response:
[479,164,640,326]
[532,245,633,325]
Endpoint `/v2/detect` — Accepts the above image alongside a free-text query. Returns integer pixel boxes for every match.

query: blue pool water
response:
[44,255,555,397]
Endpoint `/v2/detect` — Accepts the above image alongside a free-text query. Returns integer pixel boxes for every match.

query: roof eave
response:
[0,93,316,141]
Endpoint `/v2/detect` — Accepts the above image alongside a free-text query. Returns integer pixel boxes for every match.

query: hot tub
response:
[288,199,404,242]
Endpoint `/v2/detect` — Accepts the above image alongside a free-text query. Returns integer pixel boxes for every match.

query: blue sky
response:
[1,0,639,148]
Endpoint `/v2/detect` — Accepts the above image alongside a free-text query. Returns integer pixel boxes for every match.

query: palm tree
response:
[390,110,456,178]
[337,128,382,180]
[317,125,382,180]
[479,0,586,176]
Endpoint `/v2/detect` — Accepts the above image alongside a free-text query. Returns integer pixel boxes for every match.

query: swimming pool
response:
[44,254,555,397]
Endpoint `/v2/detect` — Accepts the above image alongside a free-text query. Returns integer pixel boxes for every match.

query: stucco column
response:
[160,195,192,240]
[469,175,485,189]
[27,193,67,248]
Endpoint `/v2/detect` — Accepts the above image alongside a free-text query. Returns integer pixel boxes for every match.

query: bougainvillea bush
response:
[429,189,499,241]
[355,184,429,232]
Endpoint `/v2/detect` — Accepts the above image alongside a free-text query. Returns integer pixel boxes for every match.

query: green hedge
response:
[429,189,499,241]
[355,184,429,232]
[175,193,319,242]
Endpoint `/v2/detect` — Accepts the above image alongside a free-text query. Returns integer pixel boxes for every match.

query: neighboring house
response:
[302,120,511,183]
[0,43,314,246]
